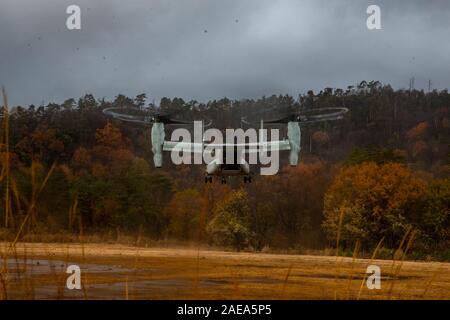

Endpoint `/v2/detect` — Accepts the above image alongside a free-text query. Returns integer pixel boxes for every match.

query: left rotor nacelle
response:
[151,122,165,167]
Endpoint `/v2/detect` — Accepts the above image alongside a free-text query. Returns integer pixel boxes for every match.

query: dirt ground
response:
[0,242,449,300]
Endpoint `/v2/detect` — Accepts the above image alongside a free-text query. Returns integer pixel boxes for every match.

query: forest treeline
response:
[0,81,449,260]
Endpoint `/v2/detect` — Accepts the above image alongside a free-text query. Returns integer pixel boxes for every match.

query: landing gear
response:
[243,176,252,183]
[204,176,213,184]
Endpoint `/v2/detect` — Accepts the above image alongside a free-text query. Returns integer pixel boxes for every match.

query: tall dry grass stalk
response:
[356,237,384,300]
[10,162,56,249]
[10,179,22,228]
[345,240,360,299]
[68,193,79,231]
[0,91,59,298]
[78,215,88,299]
[335,207,345,257]
[136,224,143,247]
[334,207,345,300]
[125,277,129,300]
[0,88,12,300]
[125,239,142,300]
[228,264,242,298]
[192,246,201,294]
[192,200,207,295]
[79,215,85,261]
[1,87,11,229]
[389,226,412,272]
[0,244,8,300]
[281,264,293,298]
[81,276,88,300]
[387,229,417,299]
[422,264,444,298]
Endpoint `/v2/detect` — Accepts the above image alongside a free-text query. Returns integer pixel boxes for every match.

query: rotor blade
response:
[263,115,296,124]
[203,119,213,128]
[240,115,294,125]
[299,107,349,123]
[103,107,150,125]
[158,115,193,125]
[241,107,348,125]
[240,117,252,126]
[104,107,213,127]
[158,115,214,126]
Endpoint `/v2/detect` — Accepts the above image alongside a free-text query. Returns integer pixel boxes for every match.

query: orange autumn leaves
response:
[164,189,207,241]
[323,162,427,247]
[73,122,134,176]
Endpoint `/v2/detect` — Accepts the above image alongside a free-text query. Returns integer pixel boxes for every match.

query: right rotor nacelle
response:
[287,121,301,166]
[151,122,165,167]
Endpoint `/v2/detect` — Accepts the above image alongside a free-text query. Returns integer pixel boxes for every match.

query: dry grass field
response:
[0,242,449,300]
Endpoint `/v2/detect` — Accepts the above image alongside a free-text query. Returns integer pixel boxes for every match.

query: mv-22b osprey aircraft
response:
[103,106,348,183]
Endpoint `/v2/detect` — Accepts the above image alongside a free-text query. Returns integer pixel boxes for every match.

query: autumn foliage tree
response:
[207,189,253,250]
[1,86,449,258]
[322,162,427,248]
[71,122,172,234]
[247,160,332,249]
[420,178,450,250]
[164,189,207,241]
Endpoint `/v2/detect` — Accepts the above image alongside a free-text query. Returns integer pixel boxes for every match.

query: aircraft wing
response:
[163,141,204,153]
[162,140,291,153]
[243,140,291,153]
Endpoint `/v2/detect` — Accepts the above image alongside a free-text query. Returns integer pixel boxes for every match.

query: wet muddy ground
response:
[1,243,449,299]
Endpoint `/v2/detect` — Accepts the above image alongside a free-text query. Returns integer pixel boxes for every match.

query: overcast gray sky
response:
[1,0,449,106]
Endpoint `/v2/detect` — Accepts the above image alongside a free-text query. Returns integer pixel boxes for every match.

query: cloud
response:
[0,0,449,106]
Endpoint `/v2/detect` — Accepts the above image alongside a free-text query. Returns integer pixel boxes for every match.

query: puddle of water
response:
[0,258,155,283]
[0,258,146,281]
[1,258,186,299]
[1,258,286,299]
[24,278,196,299]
